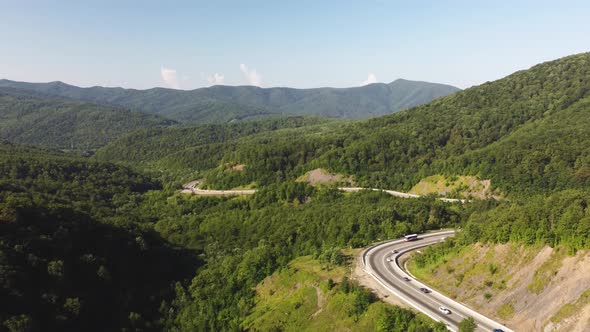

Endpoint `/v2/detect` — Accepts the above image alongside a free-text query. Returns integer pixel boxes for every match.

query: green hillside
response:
[0,88,175,150]
[96,53,590,194]
[94,116,333,164]
[0,141,461,331]
[317,52,590,193]
[0,79,460,123]
[242,255,446,332]
[0,143,198,331]
[449,96,590,193]
[3,53,590,332]
[153,188,460,331]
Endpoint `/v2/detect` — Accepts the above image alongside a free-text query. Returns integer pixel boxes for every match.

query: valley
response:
[1,48,590,332]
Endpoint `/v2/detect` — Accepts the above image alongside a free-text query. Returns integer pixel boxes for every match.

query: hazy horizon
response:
[2,1,589,90]
[0,76,464,91]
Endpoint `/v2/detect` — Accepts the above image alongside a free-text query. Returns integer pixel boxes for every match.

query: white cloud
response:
[161,67,180,89]
[206,73,225,86]
[240,63,262,86]
[360,73,378,86]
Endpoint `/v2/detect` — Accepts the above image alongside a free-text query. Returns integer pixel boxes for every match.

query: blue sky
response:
[1,0,588,89]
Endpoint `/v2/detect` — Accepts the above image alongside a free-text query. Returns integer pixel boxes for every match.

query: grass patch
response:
[289,255,348,282]
[488,263,499,275]
[550,287,590,323]
[497,303,514,319]
[406,238,464,282]
[408,175,491,198]
[243,255,445,332]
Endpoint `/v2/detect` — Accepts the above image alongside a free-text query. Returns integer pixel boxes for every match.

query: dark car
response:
[493,330,504,332]
[403,277,411,281]
[419,287,430,293]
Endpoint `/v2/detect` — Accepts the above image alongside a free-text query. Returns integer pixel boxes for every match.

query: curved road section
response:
[181,182,466,202]
[339,187,467,203]
[181,181,255,195]
[363,231,513,332]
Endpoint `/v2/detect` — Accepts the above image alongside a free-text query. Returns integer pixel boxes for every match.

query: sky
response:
[1,0,589,90]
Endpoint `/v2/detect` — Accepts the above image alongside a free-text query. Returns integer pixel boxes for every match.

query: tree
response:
[3,314,33,332]
[47,260,64,278]
[458,316,477,332]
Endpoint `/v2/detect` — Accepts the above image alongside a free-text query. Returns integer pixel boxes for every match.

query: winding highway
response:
[363,230,513,332]
[181,181,467,202]
[180,181,256,195]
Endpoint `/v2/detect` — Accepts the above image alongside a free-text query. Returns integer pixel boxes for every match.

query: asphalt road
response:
[181,188,256,195]
[339,187,467,203]
[363,231,514,332]
[181,182,466,202]
[180,181,256,195]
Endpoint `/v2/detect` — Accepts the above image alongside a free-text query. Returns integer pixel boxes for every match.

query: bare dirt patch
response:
[297,168,355,187]
[182,180,200,189]
[231,164,246,171]
[309,285,324,319]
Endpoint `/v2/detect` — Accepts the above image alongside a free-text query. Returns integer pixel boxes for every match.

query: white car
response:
[438,306,451,315]
[386,258,392,262]
[391,249,398,254]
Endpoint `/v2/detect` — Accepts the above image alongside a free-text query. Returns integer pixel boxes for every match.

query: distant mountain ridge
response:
[0,78,460,123]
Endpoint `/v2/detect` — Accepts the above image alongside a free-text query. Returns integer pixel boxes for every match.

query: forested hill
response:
[0,88,176,150]
[0,142,200,331]
[96,52,590,195]
[94,116,333,165]
[0,78,460,123]
[328,52,590,192]
[3,52,590,332]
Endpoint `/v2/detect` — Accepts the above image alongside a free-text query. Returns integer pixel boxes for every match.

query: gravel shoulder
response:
[350,248,407,308]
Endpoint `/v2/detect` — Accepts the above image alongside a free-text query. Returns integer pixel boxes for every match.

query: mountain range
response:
[0,78,460,123]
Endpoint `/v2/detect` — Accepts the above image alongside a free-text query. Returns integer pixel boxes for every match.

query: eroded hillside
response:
[407,242,590,331]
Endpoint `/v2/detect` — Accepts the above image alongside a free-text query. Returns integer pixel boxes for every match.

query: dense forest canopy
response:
[0,144,198,331]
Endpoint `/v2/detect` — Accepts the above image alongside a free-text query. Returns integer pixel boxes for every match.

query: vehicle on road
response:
[438,306,451,315]
[386,258,391,262]
[493,329,504,332]
[365,231,509,331]
[391,249,398,253]
[404,234,418,241]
